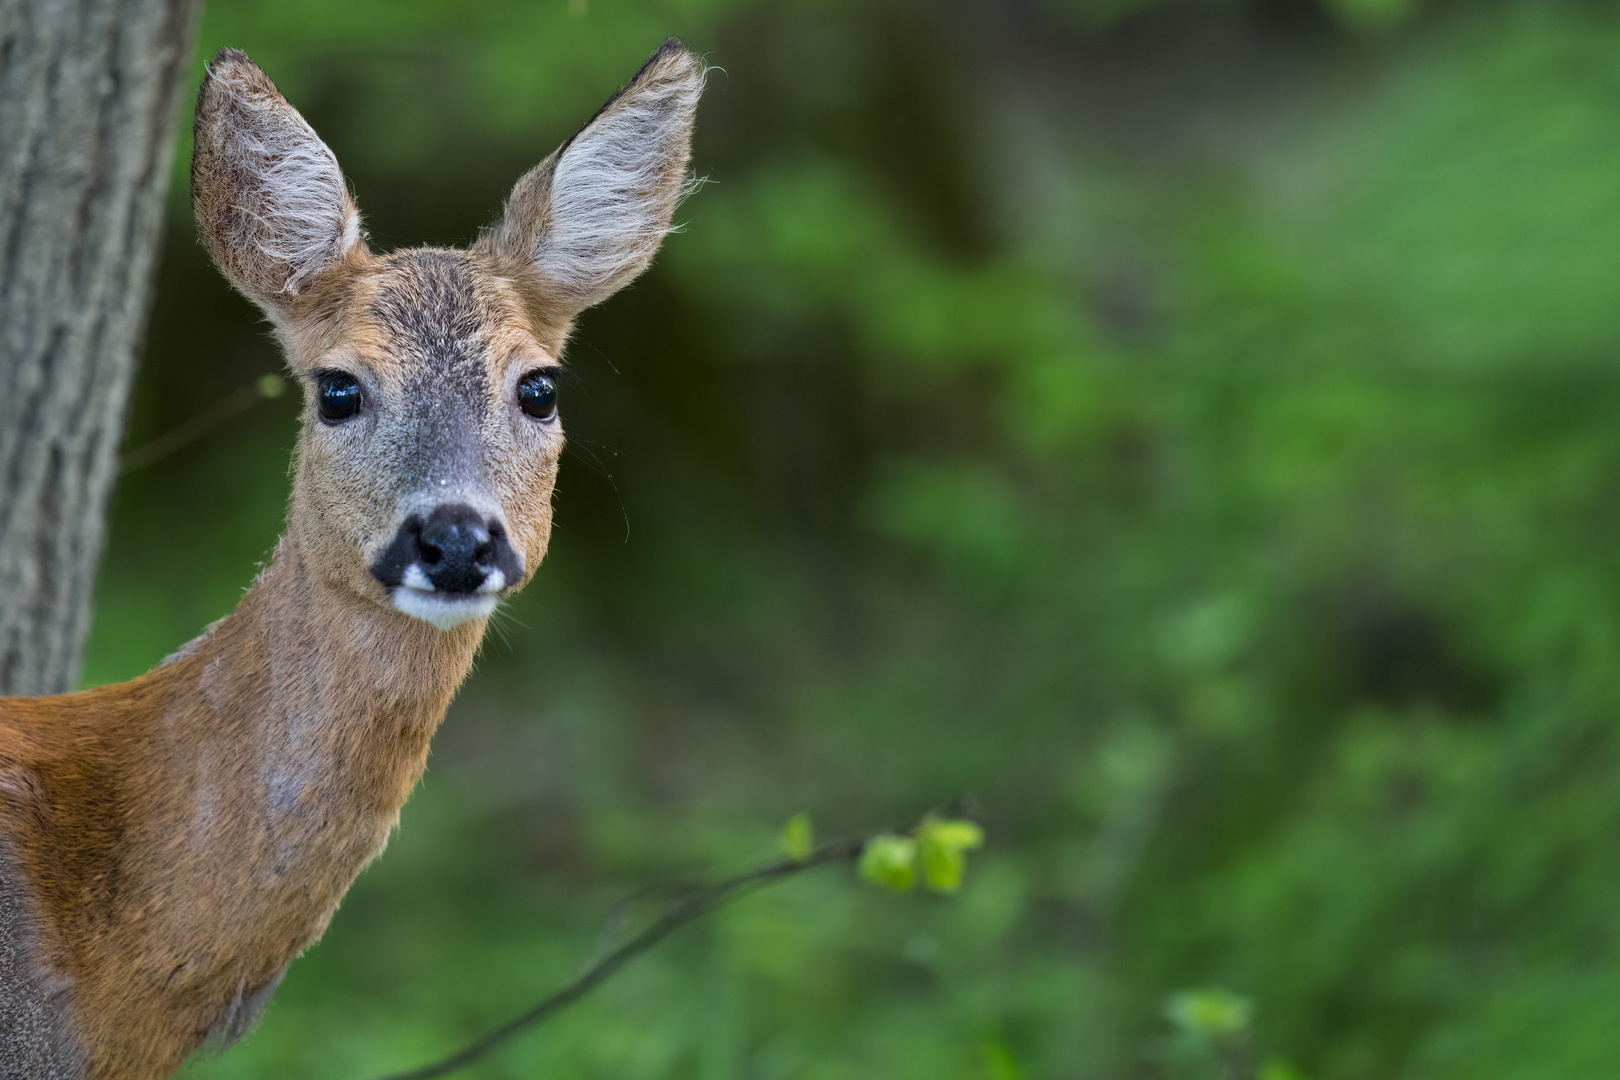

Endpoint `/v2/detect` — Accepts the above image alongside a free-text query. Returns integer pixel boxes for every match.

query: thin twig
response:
[363,835,869,1080]
[119,374,286,474]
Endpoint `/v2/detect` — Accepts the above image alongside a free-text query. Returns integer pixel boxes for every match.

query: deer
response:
[0,39,703,1080]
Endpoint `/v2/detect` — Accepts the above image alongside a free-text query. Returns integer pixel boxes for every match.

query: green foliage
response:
[1260,1061,1311,1080]
[916,817,985,895]
[779,812,814,864]
[859,835,919,893]
[82,0,1620,1077]
[855,817,984,894]
[1040,0,1426,32]
[1326,0,1418,32]
[1166,987,1252,1041]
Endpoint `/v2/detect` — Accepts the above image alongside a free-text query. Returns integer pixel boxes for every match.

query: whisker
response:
[562,440,632,543]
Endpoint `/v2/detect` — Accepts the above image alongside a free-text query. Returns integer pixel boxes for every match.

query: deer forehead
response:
[330,249,552,392]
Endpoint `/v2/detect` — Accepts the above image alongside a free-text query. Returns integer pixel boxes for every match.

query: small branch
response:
[363,834,869,1080]
[119,374,285,474]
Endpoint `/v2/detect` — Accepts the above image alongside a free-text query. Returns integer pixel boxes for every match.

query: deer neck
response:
[22,538,488,1075]
[134,533,484,911]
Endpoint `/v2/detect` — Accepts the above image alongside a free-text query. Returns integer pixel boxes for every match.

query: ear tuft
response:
[191,48,362,309]
[481,39,706,313]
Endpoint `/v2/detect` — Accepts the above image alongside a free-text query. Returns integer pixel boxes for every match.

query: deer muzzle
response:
[369,503,523,629]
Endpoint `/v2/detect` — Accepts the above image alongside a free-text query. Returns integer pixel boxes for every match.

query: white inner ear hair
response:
[537,68,705,304]
[217,82,359,295]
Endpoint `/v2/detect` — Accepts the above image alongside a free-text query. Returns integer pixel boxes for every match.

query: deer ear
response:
[191,48,362,312]
[480,39,703,314]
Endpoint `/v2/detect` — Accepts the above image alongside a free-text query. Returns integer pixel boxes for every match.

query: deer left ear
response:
[191,48,363,313]
[479,39,704,314]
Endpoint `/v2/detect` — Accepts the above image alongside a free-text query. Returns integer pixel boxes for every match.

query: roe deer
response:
[0,40,703,1080]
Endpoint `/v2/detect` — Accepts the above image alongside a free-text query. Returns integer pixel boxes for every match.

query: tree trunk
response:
[0,0,202,695]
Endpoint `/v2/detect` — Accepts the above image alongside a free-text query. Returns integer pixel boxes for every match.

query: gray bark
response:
[0,0,202,695]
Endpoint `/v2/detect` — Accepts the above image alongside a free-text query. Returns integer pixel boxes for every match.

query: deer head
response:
[190,42,702,630]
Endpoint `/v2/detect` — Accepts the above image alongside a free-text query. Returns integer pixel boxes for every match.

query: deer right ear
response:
[479,39,704,316]
[191,48,362,313]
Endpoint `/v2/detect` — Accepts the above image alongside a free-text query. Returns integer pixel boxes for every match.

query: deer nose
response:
[370,503,522,597]
[416,507,496,594]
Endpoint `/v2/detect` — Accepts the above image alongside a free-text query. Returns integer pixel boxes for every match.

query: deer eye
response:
[517,369,558,421]
[316,371,362,422]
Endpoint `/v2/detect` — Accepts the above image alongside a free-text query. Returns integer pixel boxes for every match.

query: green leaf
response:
[980,1038,1026,1080]
[780,812,813,863]
[859,834,918,891]
[917,816,984,852]
[1165,987,1253,1039]
[921,841,966,893]
[916,816,985,893]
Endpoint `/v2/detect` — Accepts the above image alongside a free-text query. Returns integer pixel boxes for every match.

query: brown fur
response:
[0,40,702,1080]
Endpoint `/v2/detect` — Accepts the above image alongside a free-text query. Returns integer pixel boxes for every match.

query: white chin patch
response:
[392,587,499,630]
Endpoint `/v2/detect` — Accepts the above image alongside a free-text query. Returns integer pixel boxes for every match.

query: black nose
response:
[369,503,522,595]
[416,505,495,593]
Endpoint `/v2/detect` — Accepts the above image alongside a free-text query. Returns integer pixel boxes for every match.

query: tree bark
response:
[0,0,202,695]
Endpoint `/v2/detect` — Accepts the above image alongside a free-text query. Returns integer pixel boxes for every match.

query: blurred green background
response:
[83,0,1620,1076]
